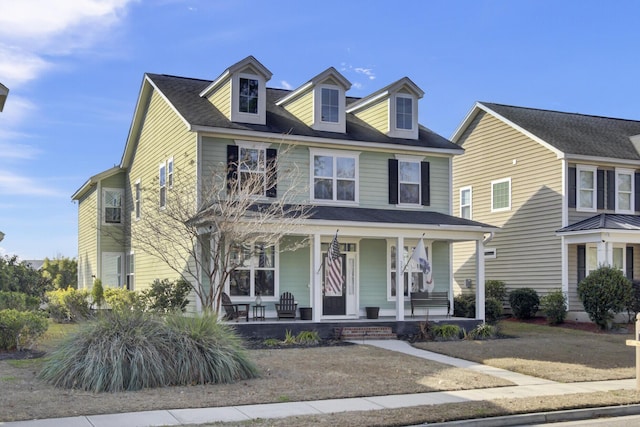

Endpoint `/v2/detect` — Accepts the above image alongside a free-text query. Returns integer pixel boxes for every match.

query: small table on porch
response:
[252,304,266,321]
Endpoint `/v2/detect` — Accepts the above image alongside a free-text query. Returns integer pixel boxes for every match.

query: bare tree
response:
[131,142,311,312]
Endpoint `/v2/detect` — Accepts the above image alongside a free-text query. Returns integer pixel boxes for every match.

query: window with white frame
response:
[134,180,141,220]
[396,95,413,130]
[238,144,266,196]
[491,178,511,212]
[229,242,276,298]
[616,168,634,213]
[321,87,339,123]
[311,150,358,202]
[126,253,135,290]
[103,188,123,224]
[159,163,166,208]
[388,241,433,300]
[239,77,259,114]
[577,165,597,211]
[460,186,472,219]
[398,160,421,204]
[167,158,174,189]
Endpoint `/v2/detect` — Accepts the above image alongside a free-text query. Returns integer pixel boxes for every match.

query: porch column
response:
[312,233,322,322]
[561,236,569,310]
[476,239,486,322]
[396,236,405,321]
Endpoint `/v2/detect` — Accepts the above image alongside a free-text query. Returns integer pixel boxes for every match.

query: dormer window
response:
[239,77,259,114]
[396,96,413,130]
[321,88,339,123]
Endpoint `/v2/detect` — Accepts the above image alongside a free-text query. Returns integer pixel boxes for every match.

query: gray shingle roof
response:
[482,102,640,160]
[147,73,460,151]
[557,213,640,233]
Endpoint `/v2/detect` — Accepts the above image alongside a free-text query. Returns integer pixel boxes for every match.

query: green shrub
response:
[465,323,497,340]
[0,291,39,311]
[39,311,258,392]
[103,288,145,312]
[0,309,49,350]
[91,279,104,309]
[485,297,503,324]
[46,287,91,323]
[509,288,540,319]
[578,266,633,329]
[626,280,640,323]
[142,279,191,313]
[540,290,567,325]
[454,294,475,318]
[431,324,463,341]
[485,280,507,302]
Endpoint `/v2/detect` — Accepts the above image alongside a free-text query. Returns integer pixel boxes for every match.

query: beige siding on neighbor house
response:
[77,187,98,290]
[353,97,388,134]
[207,79,231,120]
[282,90,313,126]
[452,111,563,297]
[126,87,197,292]
[99,173,126,256]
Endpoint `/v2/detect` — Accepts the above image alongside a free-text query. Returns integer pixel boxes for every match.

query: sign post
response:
[625,313,640,390]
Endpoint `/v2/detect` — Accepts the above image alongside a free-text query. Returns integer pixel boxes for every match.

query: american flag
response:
[325,233,342,296]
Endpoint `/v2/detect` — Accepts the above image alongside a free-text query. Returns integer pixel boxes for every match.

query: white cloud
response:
[355,67,376,80]
[0,0,136,88]
[0,170,65,197]
[280,80,293,90]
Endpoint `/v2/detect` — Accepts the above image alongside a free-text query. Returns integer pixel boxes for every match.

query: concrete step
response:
[338,326,397,340]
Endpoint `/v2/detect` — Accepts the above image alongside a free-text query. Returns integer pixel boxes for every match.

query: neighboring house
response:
[0,82,8,112]
[72,56,496,321]
[451,102,640,320]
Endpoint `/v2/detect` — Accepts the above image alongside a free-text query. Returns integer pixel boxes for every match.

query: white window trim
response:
[491,177,511,212]
[309,148,360,204]
[615,167,634,214]
[387,240,433,301]
[576,165,597,212]
[126,252,135,291]
[460,186,472,219]
[159,163,167,209]
[313,84,346,133]
[231,72,266,124]
[236,140,270,198]
[167,157,174,189]
[395,154,424,207]
[134,179,141,221]
[102,187,123,225]
[227,242,279,301]
[388,93,418,139]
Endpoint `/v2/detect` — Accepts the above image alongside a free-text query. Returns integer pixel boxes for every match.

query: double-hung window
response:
[229,242,276,298]
[491,178,511,212]
[396,96,413,130]
[134,180,141,220]
[159,163,166,208]
[239,145,266,196]
[239,77,259,114]
[460,186,472,219]
[311,150,358,203]
[576,165,596,211]
[616,168,634,213]
[167,158,174,189]
[398,160,420,204]
[103,188,123,224]
[321,88,339,123]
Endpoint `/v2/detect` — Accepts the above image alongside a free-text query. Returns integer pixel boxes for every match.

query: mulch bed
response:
[0,349,46,361]
[243,337,354,350]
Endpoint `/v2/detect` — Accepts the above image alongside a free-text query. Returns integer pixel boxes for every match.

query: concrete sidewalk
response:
[2,340,637,427]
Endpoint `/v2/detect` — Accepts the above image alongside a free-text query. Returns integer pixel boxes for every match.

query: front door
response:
[323,253,346,315]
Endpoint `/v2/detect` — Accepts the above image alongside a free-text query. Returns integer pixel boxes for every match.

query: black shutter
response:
[568,167,576,208]
[421,161,430,206]
[577,245,586,284]
[226,145,238,193]
[606,170,615,210]
[635,172,640,212]
[627,246,634,280]
[596,169,605,210]
[266,148,277,198]
[388,159,398,204]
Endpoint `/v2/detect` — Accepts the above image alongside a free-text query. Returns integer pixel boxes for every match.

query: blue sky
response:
[1,0,640,260]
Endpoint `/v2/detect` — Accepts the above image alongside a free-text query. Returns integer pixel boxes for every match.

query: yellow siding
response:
[208,79,231,120]
[77,188,97,290]
[354,98,388,134]
[127,88,198,292]
[282,90,313,126]
[452,111,563,296]
[99,172,125,254]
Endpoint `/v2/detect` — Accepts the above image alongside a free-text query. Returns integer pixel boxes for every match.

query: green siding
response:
[77,187,97,289]
[359,239,389,308]
[278,236,311,306]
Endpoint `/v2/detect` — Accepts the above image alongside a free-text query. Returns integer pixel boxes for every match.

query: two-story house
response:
[451,102,640,320]
[72,56,497,321]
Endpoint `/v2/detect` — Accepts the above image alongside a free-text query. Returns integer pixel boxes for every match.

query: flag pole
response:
[401,233,426,273]
[316,229,340,274]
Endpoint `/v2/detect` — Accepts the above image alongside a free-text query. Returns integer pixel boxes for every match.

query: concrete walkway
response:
[3,340,637,427]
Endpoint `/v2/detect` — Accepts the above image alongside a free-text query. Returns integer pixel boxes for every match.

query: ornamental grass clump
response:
[39,310,258,392]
